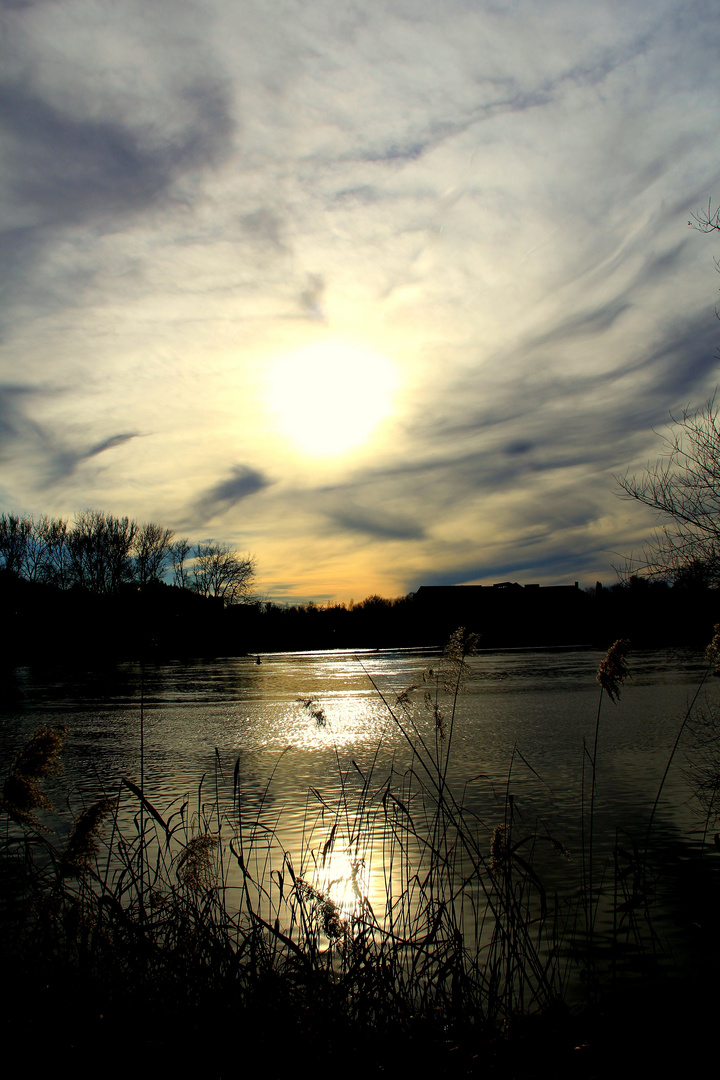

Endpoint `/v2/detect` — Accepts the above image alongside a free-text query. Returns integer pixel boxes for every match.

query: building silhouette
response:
[414,582,585,646]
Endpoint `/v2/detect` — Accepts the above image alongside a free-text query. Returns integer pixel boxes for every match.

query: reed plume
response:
[176,834,219,893]
[296,877,344,939]
[490,824,509,879]
[585,640,631,957]
[705,623,720,673]
[442,626,481,694]
[596,639,630,702]
[0,725,67,824]
[59,797,115,878]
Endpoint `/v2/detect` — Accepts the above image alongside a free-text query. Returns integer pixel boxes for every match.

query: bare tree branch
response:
[191,541,255,605]
[616,396,720,584]
[134,521,174,588]
[169,538,192,590]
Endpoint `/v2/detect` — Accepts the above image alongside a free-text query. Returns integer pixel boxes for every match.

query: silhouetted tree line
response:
[0,510,256,663]
[588,575,718,649]
[1,508,717,662]
[223,579,719,655]
[0,511,254,602]
[251,594,418,653]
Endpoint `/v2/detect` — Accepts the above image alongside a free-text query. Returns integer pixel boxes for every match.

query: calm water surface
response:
[2,645,716,958]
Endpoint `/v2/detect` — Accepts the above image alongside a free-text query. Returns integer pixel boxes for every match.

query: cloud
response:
[528,299,633,349]
[331,185,384,206]
[421,547,600,590]
[298,274,326,321]
[505,441,534,456]
[636,314,720,401]
[0,382,142,496]
[326,502,426,541]
[0,67,234,329]
[86,433,139,459]
[3,77,234,224]
[192,466,273,524]
[241,207,286,251]
[0,383,44,451]
[1,1,719,600]
[41,431,142,486]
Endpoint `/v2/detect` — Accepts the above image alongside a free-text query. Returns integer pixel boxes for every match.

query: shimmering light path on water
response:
[2,645,715,958]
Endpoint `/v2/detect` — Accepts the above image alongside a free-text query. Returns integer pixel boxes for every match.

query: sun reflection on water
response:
[268,692,391,752]
[311,849,371,922]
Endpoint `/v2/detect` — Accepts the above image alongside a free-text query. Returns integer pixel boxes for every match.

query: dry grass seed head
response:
[1,773,53,823]
[14,725,67,779]
[176,833,219,892]
[296,877,345,939]
[597,639,631,702]
[548,836,572,861]
[490,824,509,878]
[442,627,480,693]
[60,797,115,878]
[0,725,67,822]
[321,897,343,939]
[706,624,720,673]
[395,685,418,707]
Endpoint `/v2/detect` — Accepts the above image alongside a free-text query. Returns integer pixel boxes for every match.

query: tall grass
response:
[1,633,717,1070]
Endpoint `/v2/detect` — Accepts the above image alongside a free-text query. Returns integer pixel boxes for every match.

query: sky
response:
[2,0,719,604]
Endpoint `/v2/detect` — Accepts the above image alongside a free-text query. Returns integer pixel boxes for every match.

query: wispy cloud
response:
[41,431,141,487]
[1,0,719,599]
[0,384,44,451]
[191,466,273,525]
[324,500,426,541]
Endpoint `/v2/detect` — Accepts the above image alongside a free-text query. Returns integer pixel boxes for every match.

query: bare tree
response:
[40,516,71,588]
[68,510,137,593]
[0,513,31,576]
[134,522,174,588]
[689,198,720,236]
[21,515,54,582]
[169,538,192,589]
[617,199,720,584]
[1,513,71,586]
[191,541,255,604]
[616,397,720,584]
[0,508,255,604]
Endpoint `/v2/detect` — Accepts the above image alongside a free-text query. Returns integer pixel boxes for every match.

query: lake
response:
[2,643,717,985]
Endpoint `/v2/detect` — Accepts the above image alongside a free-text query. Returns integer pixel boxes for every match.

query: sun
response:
[266,340,398,455]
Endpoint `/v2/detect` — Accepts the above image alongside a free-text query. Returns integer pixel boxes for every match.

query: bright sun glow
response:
[266,341,398,455]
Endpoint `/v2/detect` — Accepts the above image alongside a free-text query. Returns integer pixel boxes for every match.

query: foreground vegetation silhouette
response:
[1,633,718,1077]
